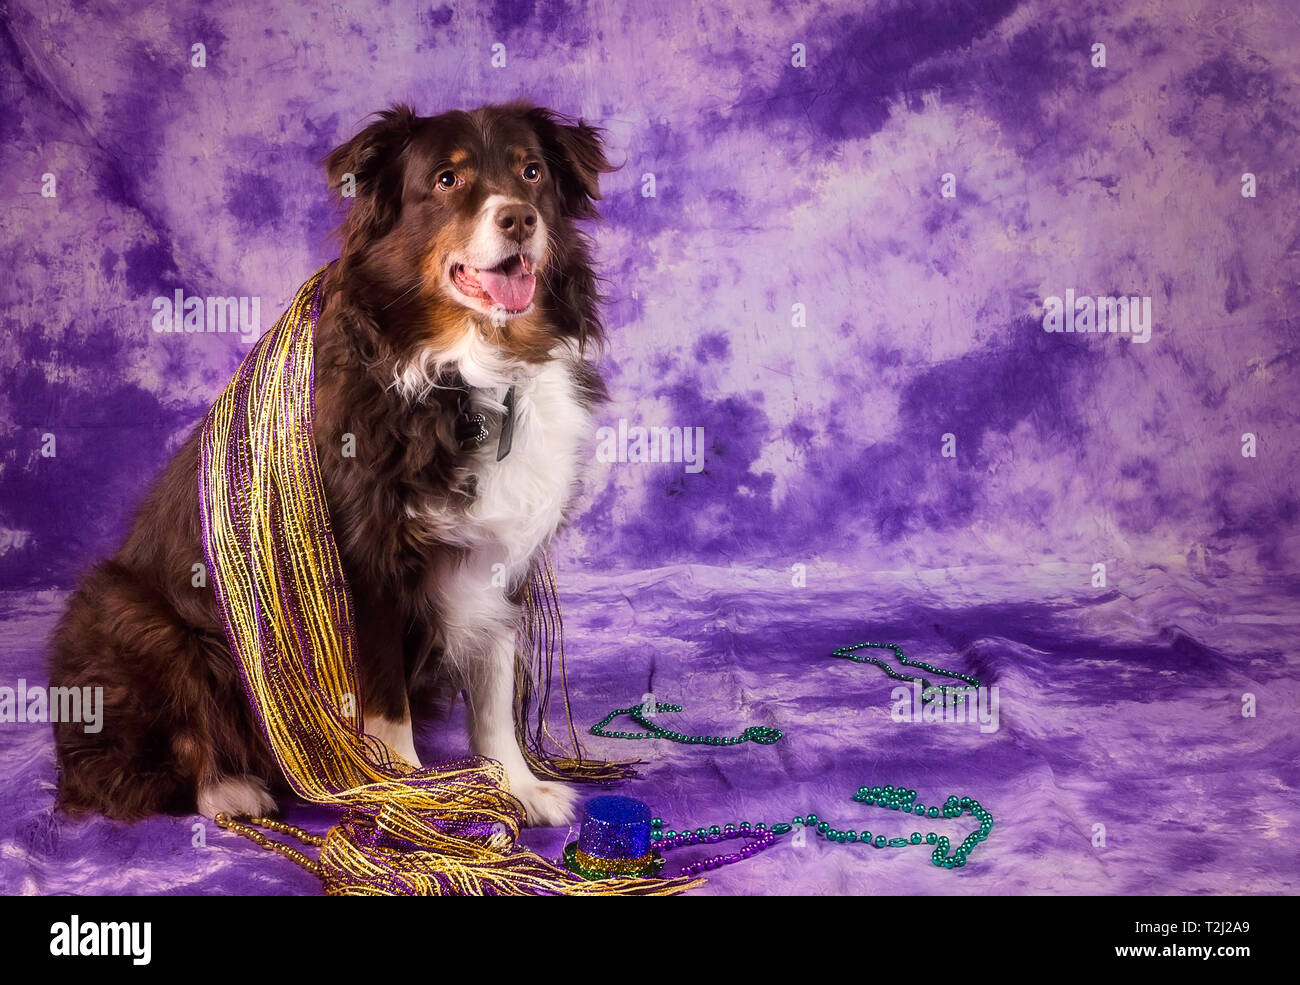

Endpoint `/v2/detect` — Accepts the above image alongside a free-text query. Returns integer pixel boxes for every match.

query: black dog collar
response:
[456,384,517,461]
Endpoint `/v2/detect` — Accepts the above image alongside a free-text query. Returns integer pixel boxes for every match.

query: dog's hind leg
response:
[51,562,280,820]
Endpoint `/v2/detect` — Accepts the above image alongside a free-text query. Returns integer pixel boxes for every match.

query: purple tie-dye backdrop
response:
[2,0,1298,895]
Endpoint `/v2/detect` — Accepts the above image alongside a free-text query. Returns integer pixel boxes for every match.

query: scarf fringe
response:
[516,560,638,783]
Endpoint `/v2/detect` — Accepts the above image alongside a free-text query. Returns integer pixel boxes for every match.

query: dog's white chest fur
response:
[456,358,589,575]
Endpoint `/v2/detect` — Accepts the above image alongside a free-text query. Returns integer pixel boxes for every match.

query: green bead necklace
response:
[589,700,783,746]
[650,785,995,869]
[831,640,981,704]
[779,785,992,867]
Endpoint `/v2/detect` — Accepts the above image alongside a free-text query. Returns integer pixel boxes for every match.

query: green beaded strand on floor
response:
[589,700,782,745]
[649,786,995,870]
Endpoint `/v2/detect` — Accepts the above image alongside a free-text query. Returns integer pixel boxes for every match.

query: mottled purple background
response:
[2,1,1298,895]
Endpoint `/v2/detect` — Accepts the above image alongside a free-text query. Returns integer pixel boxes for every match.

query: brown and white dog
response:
[49,102,615,826]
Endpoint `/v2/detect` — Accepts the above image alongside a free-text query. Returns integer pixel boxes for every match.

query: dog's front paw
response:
[509,779,579,827]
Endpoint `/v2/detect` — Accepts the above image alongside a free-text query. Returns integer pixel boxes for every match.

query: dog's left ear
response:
[526,107,616,220]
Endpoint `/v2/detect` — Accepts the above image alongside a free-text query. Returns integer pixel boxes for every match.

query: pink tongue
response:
[478,264,536,311]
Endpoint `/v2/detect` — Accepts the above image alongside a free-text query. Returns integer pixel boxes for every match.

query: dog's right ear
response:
[325,105,418,242]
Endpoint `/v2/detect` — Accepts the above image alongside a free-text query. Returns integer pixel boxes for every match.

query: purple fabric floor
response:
[4,557,1297,895]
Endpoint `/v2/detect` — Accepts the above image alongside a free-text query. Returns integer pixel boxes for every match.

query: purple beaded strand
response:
[656,824,778,878]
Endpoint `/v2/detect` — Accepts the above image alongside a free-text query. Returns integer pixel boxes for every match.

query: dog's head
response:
[325,102,614,372]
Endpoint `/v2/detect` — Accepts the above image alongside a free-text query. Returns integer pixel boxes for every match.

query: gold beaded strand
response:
[214,813,324,876]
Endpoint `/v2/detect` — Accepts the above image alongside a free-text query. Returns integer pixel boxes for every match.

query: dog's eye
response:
[436,170,459,190]
[522,163,541,182]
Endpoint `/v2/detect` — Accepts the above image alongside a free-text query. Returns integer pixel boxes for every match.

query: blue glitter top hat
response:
[563,795,665,879]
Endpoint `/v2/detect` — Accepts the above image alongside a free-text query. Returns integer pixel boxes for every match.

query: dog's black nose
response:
[494,203,538,242]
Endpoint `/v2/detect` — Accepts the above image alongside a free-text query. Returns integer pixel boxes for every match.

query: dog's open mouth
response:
[451,254,536,313]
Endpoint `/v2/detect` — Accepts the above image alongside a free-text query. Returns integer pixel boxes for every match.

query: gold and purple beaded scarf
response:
[197,266,698,896]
